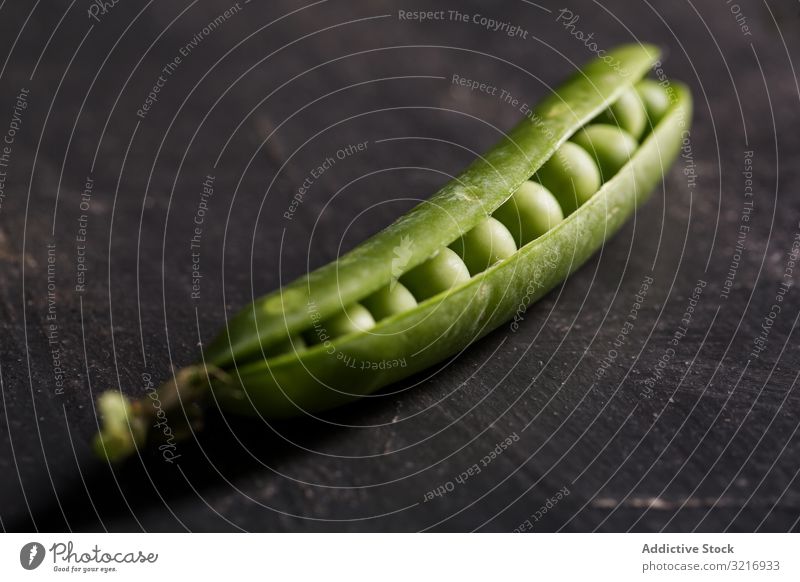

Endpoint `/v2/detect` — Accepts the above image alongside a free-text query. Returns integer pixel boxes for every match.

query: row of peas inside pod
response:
[276,79,673,356]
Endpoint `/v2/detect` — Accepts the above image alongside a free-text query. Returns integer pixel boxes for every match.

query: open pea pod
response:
[204,43,660,367]
[93,44,692,461]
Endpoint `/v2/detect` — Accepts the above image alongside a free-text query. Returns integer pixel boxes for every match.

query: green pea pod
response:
[224,83,691,418]
[204,43,660,368]
[93,44,692,461]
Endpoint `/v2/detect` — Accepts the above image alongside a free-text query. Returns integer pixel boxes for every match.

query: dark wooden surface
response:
[1,0,799,532]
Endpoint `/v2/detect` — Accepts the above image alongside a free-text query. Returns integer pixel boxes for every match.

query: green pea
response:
[401,247,471,300]
[317,303,375,340]
[362,282,418,320]
[450,217,518,275]
[636,79,671,128]
[596,87,647,139]
[493,181,564,246]
[571,124,638,182]
[536,141,601,215]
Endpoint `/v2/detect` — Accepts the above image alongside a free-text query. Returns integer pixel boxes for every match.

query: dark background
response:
[1,0,799,532]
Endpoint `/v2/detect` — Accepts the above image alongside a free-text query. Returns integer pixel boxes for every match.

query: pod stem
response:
[92,364,231,463]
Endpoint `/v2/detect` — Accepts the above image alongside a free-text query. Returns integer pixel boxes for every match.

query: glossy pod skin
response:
[93,44,692,461]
